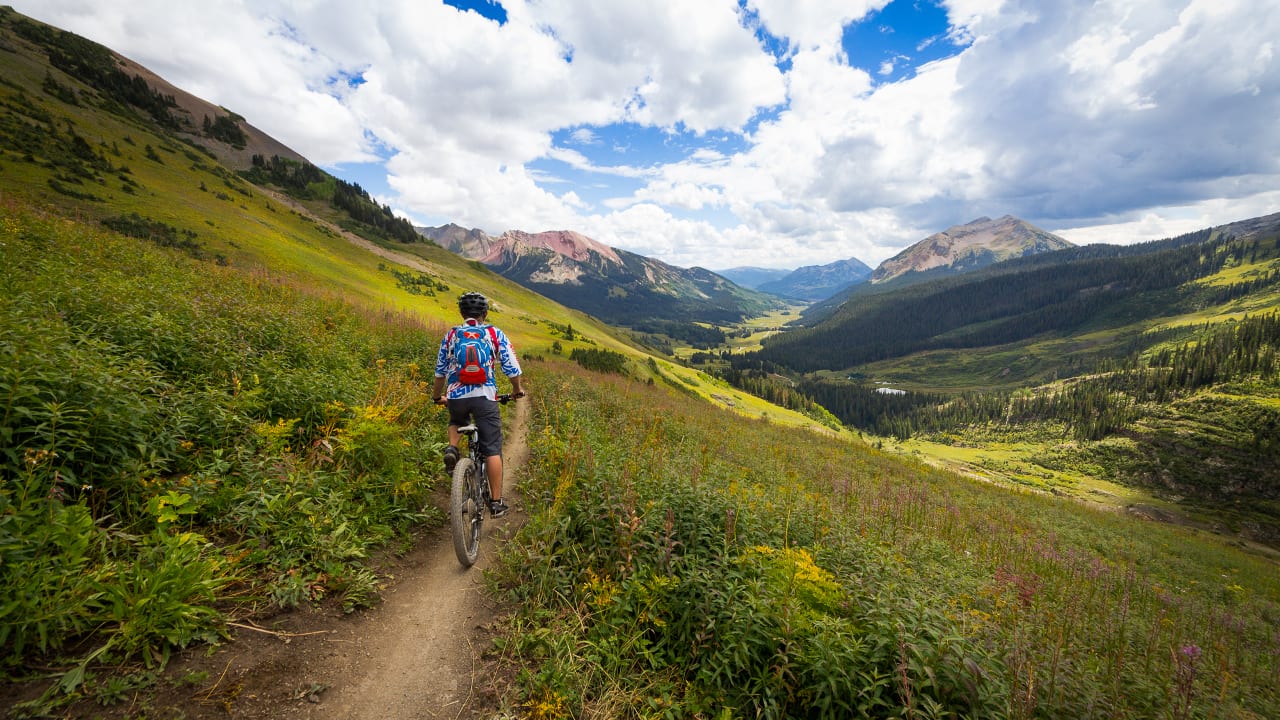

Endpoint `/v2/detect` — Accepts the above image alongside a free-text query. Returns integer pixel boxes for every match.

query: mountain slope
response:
[758,220,1278,375]
[716,265,793,289]
[871,214,1073,285]
[758,256,873,301]
[422,224,784,325]
[0,8,303,172]
[5,12,1280,720]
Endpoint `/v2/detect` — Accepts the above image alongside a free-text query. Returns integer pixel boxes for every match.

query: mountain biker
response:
[432,291,526,517]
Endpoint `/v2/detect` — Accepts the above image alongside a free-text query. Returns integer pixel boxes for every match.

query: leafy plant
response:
[0,202,448,697]
[495,361,1280,718]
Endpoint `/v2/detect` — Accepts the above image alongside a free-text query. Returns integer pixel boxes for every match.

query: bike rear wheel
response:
[450,457,483,567]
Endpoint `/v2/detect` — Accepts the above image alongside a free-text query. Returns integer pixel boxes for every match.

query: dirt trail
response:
[113,399,532,720]
[301,397,531,719]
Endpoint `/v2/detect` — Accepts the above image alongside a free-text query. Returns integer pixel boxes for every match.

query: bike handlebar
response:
[434,392,525,405]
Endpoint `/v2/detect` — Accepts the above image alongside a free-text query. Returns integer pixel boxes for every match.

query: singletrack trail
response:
[305,397,531,719]
[122,399,532,720]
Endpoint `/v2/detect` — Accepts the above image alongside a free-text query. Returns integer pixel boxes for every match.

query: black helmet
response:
[457,291,489,318]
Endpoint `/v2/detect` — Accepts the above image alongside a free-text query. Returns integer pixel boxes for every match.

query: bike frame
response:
[449,394,513,567]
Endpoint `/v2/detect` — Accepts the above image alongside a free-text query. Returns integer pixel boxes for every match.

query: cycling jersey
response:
[434,318,522,401]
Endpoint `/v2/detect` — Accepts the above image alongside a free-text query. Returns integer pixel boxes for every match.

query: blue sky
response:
[15,0,1280,270]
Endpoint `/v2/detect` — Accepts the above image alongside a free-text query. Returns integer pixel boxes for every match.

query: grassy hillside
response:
[699,220,1280,547]
[496,363,1280,718]
[3,10,1278,719]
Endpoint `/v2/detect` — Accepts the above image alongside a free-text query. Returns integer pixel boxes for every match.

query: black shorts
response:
[446,396,503,457]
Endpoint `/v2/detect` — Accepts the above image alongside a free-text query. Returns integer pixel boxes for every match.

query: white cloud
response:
[569,128,599,145]
[947,0,1280,224]
[1053,189,1280,246]
[747,0,888,52]
[11,0,1280,271]
[512,0,787,134]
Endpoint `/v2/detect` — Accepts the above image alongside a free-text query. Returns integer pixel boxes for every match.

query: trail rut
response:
[109,399,533,720]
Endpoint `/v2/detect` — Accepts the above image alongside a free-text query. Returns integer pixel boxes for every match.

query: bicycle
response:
[448,393,515,567]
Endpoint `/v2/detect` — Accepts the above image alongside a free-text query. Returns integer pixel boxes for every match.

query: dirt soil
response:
[6,400,531,720]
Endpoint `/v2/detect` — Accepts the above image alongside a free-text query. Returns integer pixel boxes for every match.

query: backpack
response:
[452,324,499,386]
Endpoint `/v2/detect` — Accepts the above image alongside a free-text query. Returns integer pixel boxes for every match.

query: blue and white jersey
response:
[434,318,522,400]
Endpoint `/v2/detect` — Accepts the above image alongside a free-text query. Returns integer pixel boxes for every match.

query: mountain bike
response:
[449,393,515,567]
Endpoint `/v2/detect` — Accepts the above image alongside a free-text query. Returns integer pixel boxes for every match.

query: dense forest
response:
[757,229,1279,372]
[723,312,1280,441]
[631,318,727,350]
[242,154,419,243]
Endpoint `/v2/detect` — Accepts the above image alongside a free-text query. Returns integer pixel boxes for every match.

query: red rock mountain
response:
[418,223,782,325]
[871,215,1073,284]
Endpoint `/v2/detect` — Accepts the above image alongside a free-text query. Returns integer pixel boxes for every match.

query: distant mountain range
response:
[757,257,874,302]
[717,266,793,290]
[429,214,1065,312]
[419,224,783,326]
[718,216,1070,304]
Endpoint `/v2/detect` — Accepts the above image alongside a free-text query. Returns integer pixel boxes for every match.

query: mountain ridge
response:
[716,266,793,289]
[420,223,783,326]
[758,256,874,302]
[871,214,1074,284]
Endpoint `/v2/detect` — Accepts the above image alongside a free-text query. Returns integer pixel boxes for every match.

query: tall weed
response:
[499,361,1280,718]
[1,201,447,696]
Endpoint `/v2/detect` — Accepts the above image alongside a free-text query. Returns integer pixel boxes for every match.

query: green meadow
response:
[498,365,1280,718]
[7,184,1278,717]
[2,23,1279,716]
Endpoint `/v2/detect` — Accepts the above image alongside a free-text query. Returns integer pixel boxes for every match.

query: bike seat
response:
[457,424,479,433]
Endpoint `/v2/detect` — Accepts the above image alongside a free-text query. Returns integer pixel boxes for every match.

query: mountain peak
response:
[871,216,1073,284]
[499,229,622,265]
[758,256,873,302]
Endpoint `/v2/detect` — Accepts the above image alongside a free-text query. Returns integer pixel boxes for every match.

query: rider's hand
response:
[433,395,446,405]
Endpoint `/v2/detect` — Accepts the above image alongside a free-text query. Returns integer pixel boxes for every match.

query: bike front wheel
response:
[450,457,483,567]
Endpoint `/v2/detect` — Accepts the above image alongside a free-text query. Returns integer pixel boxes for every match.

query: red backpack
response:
[452,325,499,385]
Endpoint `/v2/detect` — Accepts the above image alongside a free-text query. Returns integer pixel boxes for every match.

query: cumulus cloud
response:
[947,0,1280,224]
[747,0,889,52]
[11,0,1280,270]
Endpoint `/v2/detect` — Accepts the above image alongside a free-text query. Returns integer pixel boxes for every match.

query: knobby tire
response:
[450,457,482,567]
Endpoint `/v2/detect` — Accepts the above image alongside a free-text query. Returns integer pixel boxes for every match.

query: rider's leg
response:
[442,424,462,472]
[485,454,503,501]
[470,398,504,502]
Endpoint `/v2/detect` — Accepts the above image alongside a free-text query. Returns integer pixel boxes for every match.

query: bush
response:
[0,203,446,698]
[498,362,1280,718]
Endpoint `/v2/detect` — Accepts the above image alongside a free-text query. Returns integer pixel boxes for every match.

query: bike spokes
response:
[450,458,483,567]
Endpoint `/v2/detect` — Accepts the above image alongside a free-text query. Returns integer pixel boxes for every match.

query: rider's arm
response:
[495,329,526,398]
[433,330,453,403]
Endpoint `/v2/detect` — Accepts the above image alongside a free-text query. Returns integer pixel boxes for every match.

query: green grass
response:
[0,201,452,710]
[5,24,1280,718]
[496,363,1280,719]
